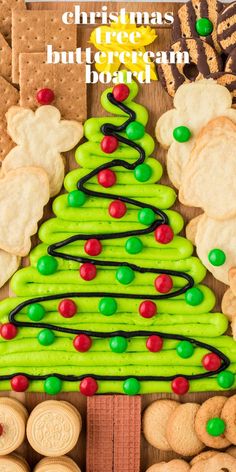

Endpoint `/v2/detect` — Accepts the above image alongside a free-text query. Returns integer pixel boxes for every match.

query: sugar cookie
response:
[190,450,218,465]
[26,401,82,457]
[146,460,190,472]
[142,399,180,451]
[222,288,236,321]
[221,394,236,444]
[207,72,236,106]
[191,452,236,472]
[195,396,230,448]
[0,397,28,455]
[227,446,236,458]
[34,456,81,472]
[166,403,204,456]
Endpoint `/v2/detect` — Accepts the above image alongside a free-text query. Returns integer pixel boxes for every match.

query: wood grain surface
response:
[1,2,233,471]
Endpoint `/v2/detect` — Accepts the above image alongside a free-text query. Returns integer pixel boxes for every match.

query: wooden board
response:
[1,2,233,471]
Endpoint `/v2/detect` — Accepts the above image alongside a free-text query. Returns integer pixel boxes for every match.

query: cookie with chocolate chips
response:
[217,1,236,54]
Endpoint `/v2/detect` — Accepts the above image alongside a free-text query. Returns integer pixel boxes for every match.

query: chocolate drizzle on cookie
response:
[4,89,230,386]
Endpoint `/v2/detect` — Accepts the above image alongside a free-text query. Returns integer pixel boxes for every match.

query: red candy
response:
[146,335,163,352]
[202,353,221,371]
[109,200,127,219]
[73,334,92,352]
[101,136,118,154]
[155,274,173,293]
[85,239,102,256]
[11,375,29,392]
[80,262,97,281]
[1,323,17,340]
[36,88,55,105]
[0,424,3,436]
[97,169,116,188]
[171,376,189,395]
[112,84,130,102]
[139,300,157,318]
[155,225,174,244]
[58,299,77,318]
[80,377,98,396]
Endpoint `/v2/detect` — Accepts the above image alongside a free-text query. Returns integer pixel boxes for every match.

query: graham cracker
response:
[114,395,141,472]
[0,33,12,83]
[0,76,19,160]
[0,0,26,44]
[19,52,87,121]
[12,9,77,84]
[87,396,114,472]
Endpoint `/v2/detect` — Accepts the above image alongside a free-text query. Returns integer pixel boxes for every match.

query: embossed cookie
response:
[146,460,190,472]
[0,397,28,455]
[191,452,236,472]
[26,401,82,457]
[158,38,222,97]
[0,454,29,471]
[173,0,222,53]
[166,403,204,456]
[34,456,81,472]
[142,399,180,451]
[195,396,230,448]
[217,2,236,54]
[221,394,236,444]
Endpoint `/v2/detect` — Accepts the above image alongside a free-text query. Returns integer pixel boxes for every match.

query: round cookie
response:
[142,399,180,451]
[226,48,236,73]
[227,446,236,458]
[217,2,236,54]
[195,396,230,448]
[221,394,236,444]
[166,403,204,456]
[0,397,28,455]
[146,461,190,472]
[158,38,222,97]
[0,454,30,472]
[207,72,236,105]
[26,400,82,457]
[173,0,223,53]
[191,452,236,472]
[34,456,81,472]
[222,288,236,321]
[190,450,218,465]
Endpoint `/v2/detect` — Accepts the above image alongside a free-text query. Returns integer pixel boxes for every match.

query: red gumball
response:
[146,335,163,352]
[139,301,157,318]
[80,263,97,281]
[80,377,98,396]
[155,225,174,244]
[58,299,77,318]
[155,274,173,293]
[73,334,92,352]
[109,200,127,219]
[1,323,17,340]
[202,353,221,371]
[171,376,189,395]
[36,88,55,105]
[101,136,119,154]
[11,375,29,392]
[97,169,116,188]
[112,84,130,102]
[84,239,102,256]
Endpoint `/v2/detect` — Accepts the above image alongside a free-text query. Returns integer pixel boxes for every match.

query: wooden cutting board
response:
[0,2,232,470]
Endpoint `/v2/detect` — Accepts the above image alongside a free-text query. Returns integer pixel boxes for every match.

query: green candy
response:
[109,336,128,353]
[206,417,226,437]
[138,208,155,225]
[125,237,143,254]
[208,249,226,267]
[37,328,55,346]
[116,266,134,285]
[27,303,45,322]
[217,371,235,389]
[134,163,152,182]
[123,378,140,395]
[173,126,191,143]
[176,340,194,359]
[37,255,58,275]
[195,18,213,36]
[185,287,204,306]
[68,190,86,207]
[44,376,62,395]
[126,121,145,140]
[99,297,117,316]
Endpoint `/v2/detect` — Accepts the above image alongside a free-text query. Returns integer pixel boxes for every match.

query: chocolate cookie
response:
[217,2,236,54]
[207,72,236,105]
[225,47,236,73]
[158,38,222,97]
[173,0,223,53]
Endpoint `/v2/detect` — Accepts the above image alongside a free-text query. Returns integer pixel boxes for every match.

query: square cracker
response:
[0,33,12,83]
[0,0,26,44]
[19,52,87,121]
[0,76,19,160]
[12,9,77,84]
